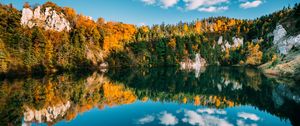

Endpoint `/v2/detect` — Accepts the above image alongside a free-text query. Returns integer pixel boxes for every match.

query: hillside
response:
[0,2,299,79]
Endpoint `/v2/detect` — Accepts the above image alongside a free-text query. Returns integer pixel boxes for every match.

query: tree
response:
[246,43,263,65]
[45,40,54,72]
[194,21,202,34]
[23,2,30,8]
[32,27,45,59]
[0,39,9,72]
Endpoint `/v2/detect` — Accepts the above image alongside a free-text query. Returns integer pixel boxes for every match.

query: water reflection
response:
[0,67,299,126]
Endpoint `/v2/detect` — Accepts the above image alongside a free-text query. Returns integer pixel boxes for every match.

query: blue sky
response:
[1,0,300,25]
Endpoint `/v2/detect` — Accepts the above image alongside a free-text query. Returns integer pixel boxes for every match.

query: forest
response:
[0,2,300,74]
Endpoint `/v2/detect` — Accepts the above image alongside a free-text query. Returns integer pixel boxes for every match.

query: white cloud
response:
[240,0,262,9]
[197,108,227,115]
[237,119,258,126]
[198,6,228,12]
[182,110,233,126]
[159,111,178,125]
[141,0,230,11]
[160,0,179,8]
[141,0,156,5]
[138,22,147,26]
[237,112,260,121]
[183,0,229,10]
[141,0,179,8]
[137,115,155,124]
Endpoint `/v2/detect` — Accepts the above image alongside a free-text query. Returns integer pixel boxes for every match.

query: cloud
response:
[237,112,260,121]
[197,108,227,115]
[182,110,233,126]
[240,0,262,9]
[141,0,156,5]
[160,0,179,8]
[198,6,228,12]
[137,115,155,124]
[159,111,178,125]
[141,0,179,8]
[138,22,147,26]
[183,0,229,10]
[141,0,230,11]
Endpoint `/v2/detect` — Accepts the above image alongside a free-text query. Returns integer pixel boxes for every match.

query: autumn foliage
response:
[246,43,263,65]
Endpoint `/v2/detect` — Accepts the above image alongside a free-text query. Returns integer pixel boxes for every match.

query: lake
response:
[0,66,299,126]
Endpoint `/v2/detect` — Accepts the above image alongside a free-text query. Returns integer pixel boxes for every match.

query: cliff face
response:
[273,25,300,55]
[260,24,300,80]
[21,6,71,32]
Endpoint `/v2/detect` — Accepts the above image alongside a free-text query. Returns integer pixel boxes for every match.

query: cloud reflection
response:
[159,111,178,125]
[237,112,260,121]
[182,110,233,126]
[197,108,227,115]
[137,115,155,124]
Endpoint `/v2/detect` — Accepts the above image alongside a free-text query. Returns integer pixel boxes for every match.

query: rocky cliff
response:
[272,25,300,54]
[21,6,71,32]
[260,24,300,80]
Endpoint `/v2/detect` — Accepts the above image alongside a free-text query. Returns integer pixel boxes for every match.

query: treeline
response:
[0,2,300,74]
[109,3,300,67]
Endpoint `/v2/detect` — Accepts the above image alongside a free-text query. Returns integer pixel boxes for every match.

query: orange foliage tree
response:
[101,22,136,52]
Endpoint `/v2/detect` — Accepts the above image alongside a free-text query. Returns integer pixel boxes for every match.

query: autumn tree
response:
[45,40,54,72]
[246,43,263,65]
[194,21,202,34]
[23,2,30,8]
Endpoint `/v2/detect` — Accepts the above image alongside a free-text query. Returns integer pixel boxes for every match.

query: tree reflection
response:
[0,73,136,125]
[108,66,300,126]
[0,67,299,126]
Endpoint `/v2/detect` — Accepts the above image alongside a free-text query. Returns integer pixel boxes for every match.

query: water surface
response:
[0,67,299,126]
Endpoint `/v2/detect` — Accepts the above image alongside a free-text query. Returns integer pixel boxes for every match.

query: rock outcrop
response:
[273,25,300,54]
[180,53,206,77]
[21,6,71,32]
[260,24,300,79]
[217,36,243,51]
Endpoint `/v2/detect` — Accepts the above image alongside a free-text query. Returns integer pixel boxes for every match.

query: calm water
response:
[0,67,299,126]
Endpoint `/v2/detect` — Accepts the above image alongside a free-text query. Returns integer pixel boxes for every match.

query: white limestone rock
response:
[180,53,206,77]
[21,8,34,28]
[218,36,223,45]
[273,25,300,54]
[21,6,71,32]
[218,36,243,51]
[273,25,287,45]
[232,37,243,47]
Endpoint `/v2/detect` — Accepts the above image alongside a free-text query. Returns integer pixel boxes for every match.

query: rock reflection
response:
[0,72,136,126]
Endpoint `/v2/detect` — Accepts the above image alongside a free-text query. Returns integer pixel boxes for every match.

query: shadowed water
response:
[0,66,299,126]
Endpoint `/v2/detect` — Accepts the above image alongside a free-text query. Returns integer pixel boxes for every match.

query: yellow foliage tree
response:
[183,23,189,33]
[168,38,176,50]
[45,40,54,71]
[246,43,263,65]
